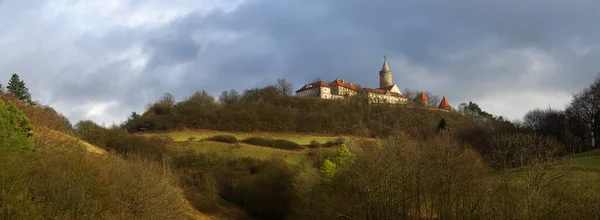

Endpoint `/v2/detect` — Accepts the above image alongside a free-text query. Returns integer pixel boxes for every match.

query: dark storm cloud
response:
[132,0,600,102]
[9,0,600,124]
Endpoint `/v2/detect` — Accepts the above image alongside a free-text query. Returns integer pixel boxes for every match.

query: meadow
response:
[140,130,353,165]
[141,129,349,145]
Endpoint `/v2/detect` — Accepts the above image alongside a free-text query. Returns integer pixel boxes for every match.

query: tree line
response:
[519,73,600,155]
[123,79,509,136]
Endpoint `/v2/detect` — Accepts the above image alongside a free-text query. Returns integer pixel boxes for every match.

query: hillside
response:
[34,126,106,155]
[142,130,354,165]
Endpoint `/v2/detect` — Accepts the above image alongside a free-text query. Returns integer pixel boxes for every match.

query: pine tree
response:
[6,74,32,104]
[437,118,447,132]
[319,159,337,184]
[332,144,356,168]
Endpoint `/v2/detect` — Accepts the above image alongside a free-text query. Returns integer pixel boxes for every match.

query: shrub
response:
[207,134,238,143]
[488,132,563,169]
[272,139,303,150]
[322,137,345,148]
[242,137,303,150]
[309,140,321,148]
[102,129,170,162]
[0,100,35,153]
[242,137,272,147]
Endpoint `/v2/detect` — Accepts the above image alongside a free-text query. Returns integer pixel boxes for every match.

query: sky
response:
[1,0,599,126]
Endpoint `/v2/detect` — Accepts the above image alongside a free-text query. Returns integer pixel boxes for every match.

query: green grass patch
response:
[487,149,600,182]
[141,130,345,145]
[558,150,600,170]
[176,141,309,165]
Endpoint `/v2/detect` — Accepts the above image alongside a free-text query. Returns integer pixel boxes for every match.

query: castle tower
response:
[379,56,393,88]
[419,91,429,106]
[438,96,451,110]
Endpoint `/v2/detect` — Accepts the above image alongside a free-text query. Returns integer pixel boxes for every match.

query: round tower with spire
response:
[379,55,393,88]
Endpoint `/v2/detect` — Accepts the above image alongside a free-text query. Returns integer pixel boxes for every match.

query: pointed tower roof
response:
[419,91,428,101]
[439,96,451,108]
[381,56,391,72]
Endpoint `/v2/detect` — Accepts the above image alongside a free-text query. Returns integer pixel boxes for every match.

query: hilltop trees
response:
[403,88,441,107]
[275,78,294,96]
[6,74,32,104]
[219,89,241,106]
[123,85,478,138]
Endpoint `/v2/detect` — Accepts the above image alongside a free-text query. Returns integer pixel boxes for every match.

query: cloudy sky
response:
[1,0,599,126]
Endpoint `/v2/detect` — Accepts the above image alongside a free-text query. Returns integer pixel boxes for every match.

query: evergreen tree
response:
[319,159,337,184]
[0,100,35,153]
[332,144,356,168]
[6,74,32,104]
[437,118,447,132]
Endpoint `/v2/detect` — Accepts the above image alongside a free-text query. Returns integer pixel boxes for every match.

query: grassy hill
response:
[28,127,250,220]
[34,126,106,155]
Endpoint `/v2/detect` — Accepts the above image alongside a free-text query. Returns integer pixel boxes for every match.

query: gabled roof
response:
[439,96,451,108]
[364,88,407,98]
[329,79,359,91]
[380,85,395,90]
[295,81,329,93]
[419,91,428,101]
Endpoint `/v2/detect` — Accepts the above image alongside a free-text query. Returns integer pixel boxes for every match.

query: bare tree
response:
[157,93,175,108]
[276,78,294,96]
[219,89,241,106]
[426,92,441,107]
[402,88,418,101]
[402,88,441,107]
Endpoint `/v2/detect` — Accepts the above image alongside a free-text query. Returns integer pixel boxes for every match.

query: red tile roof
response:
[329,79,359,91]
[419,91,428,101]
[295,81,329,93]
[364,88,407,98]
[439,96,451,108]
[380,85,395,90]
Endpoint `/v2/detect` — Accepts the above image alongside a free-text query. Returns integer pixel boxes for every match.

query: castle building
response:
[295,57,452,111]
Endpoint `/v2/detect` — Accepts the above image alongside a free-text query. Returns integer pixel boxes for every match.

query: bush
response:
[102,129,170,162]
[0,100,35,153]
[242,137,272,147]
[272,139,303,150]
[323,137,345,148]
[207,134,238,143]
[309,140,321,148]
[242,137,303,150]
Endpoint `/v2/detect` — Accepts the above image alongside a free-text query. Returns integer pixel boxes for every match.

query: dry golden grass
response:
[29,127,247,220]
[32,126,106,155]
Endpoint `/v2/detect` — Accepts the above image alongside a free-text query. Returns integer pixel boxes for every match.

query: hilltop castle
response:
[295,57,452,111]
